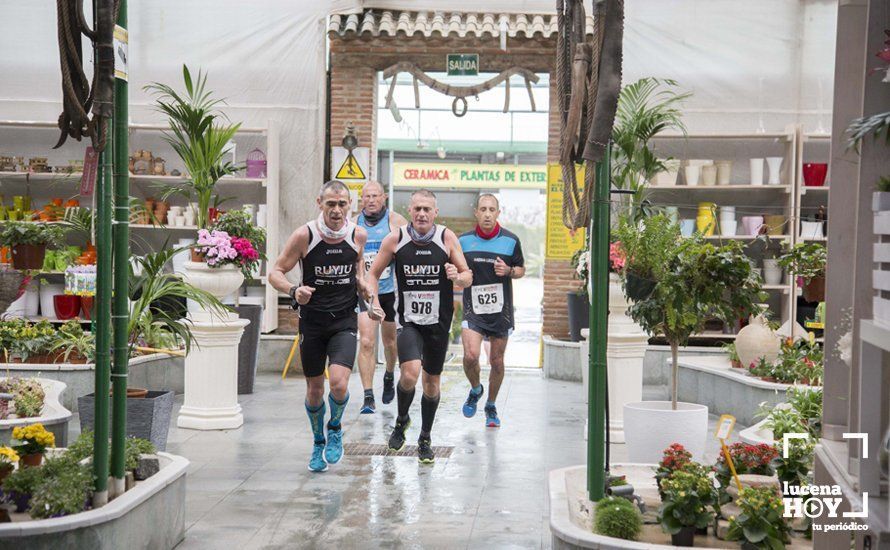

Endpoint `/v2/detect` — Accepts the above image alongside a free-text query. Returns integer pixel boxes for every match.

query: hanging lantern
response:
[246,148,267,178]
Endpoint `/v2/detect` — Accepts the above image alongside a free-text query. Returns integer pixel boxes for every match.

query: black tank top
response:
[299,223,359,317]
[394,225,453,332]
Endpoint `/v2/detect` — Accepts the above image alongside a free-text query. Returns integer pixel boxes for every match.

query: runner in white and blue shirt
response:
[355,181,407,414]
[458,193,525,428]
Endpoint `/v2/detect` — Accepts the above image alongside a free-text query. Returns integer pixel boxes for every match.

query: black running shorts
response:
[397,324,450,376]
[358,292,397,323]
[299,313,358,378]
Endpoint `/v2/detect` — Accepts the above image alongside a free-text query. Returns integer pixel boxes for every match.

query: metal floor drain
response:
[343,442,454,458]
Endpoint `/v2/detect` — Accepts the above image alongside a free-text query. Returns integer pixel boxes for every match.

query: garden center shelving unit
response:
[645,124,831,341]
[0,120,280,333]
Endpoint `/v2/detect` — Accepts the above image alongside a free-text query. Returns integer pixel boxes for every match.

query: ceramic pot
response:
[671,525,696,547]
[696,215,716,236]
[764,214,785,236]
[54,295,81,320]
[11,243,46,270]
[680,219,695,237]
[742,216,764,236]
[766,157,783,185]
[684,165,700,186]
[664,206,679,225]
[624,402,709,463]
[81,295,94,320]
[800,221,824,239]
[802,276,825,302]
[182,261,245,299]
[701,164,717,186]
[715,160,732,185]
[720,220,737,237]
[803,163,828,187]
[625,272,656,301]
[749,158,764,185]
[651,159,681,186]
[735,314,781,368]
[21,453,44,468]
[763,259,783,285]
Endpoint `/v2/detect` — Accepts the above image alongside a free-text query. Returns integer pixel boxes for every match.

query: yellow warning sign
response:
[336,153,366,180]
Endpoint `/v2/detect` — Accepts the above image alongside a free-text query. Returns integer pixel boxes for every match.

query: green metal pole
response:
[587,146,611,502]
[93,122,113,506]
[110,0,129,494]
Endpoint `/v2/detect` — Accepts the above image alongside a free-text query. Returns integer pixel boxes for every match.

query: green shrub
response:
[125,437,156,471]
[64,430,95,464]
[63,431,156,472]
[594,496,642,540]
[2,462,45,496]
[28,461,92,519]
[0,221,68,248]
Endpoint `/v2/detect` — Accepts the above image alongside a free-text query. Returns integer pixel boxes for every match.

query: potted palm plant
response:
[77,247,227,450]
[145,65,241,230]
[616,214,762,462]
[611,78,690,224]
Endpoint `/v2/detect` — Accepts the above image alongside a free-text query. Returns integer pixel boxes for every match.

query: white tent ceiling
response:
[0,1,838,245]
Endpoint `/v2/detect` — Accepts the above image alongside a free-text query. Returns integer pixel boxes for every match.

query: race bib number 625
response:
[471,283,504,314]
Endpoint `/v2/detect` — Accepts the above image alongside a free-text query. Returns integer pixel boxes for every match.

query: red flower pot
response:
[20,453,44,468]
[54,295,81,320]
[802,163,828,187]
[81,295,94,320]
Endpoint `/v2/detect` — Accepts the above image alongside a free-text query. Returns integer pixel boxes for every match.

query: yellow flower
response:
[0,447,19,463]
[679,491,686,497]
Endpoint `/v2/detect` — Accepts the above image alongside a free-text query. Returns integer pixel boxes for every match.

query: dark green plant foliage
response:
[658,467,716,535]
[726,486,791,549]
[594,496,642,540]
[0,222,68,248]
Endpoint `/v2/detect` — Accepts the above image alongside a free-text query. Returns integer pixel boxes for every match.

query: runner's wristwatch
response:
[289,285,299,309]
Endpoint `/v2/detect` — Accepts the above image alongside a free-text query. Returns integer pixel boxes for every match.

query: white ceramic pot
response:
[766,157,784,185]
[763,259,783,285]
[701,164,717,186]
[169,206,184,217]
[257,205,268,229]
[684,165,701,186]
[39,282,64,320]
[651,159,681,186]
[715,161,732,185]
[184,211,196,227]
[680,219,695,237]
[800,221,824,239]
[720,220,737,237]
[624,401,709,463]
[735,314,781,369]
[182,261,244,299]
[23,281,39,317]
[749,158,764,185]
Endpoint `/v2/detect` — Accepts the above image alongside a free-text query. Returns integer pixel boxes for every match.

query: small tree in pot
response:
[778,242,826,303]
[615,215,763,408]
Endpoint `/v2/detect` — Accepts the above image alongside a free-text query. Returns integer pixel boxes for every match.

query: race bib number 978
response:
[403,291,439,325]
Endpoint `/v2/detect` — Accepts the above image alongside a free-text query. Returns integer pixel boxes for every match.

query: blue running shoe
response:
[308,443,327,472]
[484,405,501,428]
[360,394,376,414]
[325,428,343,464]
[462,385,484,418]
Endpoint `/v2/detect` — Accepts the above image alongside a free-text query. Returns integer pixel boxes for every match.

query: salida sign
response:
[392,162,546,189]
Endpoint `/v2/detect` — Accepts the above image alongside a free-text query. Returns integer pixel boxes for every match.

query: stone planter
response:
[623,401,709,463]
[543,336,582,382]
[0,378,71,447]
[78,390,175,451]
[0,452,187,549]
[235,304,263,394]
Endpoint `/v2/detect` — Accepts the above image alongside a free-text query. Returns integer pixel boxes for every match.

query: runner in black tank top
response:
[268,180,371,473]
[365,189,473,463]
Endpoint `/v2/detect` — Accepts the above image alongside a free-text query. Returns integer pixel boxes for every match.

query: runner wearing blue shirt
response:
[458,194,525,428]
[355,181,407,414]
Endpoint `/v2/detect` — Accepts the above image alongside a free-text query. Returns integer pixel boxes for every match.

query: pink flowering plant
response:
[196,210,266,278]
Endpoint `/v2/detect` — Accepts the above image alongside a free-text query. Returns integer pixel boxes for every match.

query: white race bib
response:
[403,291,440,325]
[365,251,391,279]
[471,283,504,315]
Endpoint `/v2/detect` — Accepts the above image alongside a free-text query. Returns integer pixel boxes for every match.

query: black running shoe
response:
[360,394,376,414]
[418,437,435,464]
[381,373,395,404]
[388,416,410,452]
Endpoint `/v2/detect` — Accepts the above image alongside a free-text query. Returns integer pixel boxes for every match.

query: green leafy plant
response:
[3,377,46,418]
[786,386,823,438]
[772,437,815,487]
[0,221,67,248]
[128,247,228,355]
[654,443,693,494]
[145,65,241,229]
[125,437,157,471]
[878,176,890,192]
[7,320,57,362]
[726,486,791,549]
[724,341,741,368]
[1,459,45,496]
[570,247,589,297]
[594,496,642,540]
[618,219,762,408]
[64,430,95,464]
[611,78,691,223]
[658,468,716,536]
[778,242,826,283]
[212,210,266,253]
[27,459,93,519]
[49,320,96,363]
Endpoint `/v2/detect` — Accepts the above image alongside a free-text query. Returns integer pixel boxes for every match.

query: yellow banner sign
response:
[546,163,586,260]
[392,162,546,189]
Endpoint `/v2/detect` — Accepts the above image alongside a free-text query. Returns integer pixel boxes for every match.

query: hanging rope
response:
[54,0,118,152]
[557,0,624,231]
[381,63,540,118]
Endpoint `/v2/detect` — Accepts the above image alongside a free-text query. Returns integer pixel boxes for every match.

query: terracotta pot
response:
[730,359,743,369]
[54,294,81,320]
[190,249,206,262]
[11,243,46,270]
[127,388,149,399]
[802,276,825,302]
[20,452,44,468]
[0,463,13,484]
[81,295,94,319]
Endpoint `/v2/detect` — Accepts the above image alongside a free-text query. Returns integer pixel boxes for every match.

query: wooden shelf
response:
[652,132,791,140]
[649,184,791,191]
[801,236,827,242]
[690,332,737,339]
[130,224,199,231]
[0,172,265,186]
[694,234,791,241]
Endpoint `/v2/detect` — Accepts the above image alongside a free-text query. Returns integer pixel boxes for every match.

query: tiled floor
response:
[66,367,736,549]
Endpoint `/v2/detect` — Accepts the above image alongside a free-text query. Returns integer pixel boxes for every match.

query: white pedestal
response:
[581,274,648,444]
[177,312,250,430]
